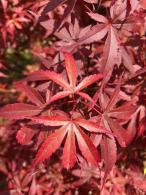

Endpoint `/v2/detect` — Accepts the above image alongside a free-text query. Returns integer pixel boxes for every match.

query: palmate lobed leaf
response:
[97,80,137,149]
[30,115,110,169]
[91,80,136,181]
[0,0,145,190]
[78,3,137,82]
[19,52,103,105]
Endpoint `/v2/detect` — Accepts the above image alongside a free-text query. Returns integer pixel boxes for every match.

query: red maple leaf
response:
[18,52,103,105]
[29,115,111,169]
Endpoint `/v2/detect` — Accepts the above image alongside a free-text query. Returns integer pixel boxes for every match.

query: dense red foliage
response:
[0,0,146,194]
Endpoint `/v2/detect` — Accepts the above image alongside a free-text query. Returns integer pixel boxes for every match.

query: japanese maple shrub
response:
[0,0,146,187]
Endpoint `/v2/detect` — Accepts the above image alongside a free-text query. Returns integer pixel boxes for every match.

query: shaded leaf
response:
[101,27,121,83]
[104,115,126,147]
[100,136,117,182]
[38,0,66,22]
[74,125,100,166]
